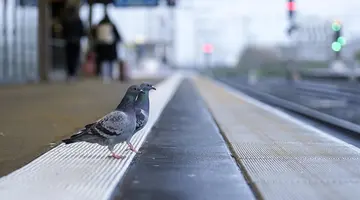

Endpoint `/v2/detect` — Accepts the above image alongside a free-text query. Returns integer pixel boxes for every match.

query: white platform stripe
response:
[0,73,184,200]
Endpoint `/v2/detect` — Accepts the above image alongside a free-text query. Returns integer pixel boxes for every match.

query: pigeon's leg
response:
[111,152,125,159]
[126,140,140,153]
[107,146,125,159]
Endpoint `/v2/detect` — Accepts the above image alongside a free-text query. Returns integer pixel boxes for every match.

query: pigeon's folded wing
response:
[94,111,129,138]
[136,108,146,122]
[135,108,148,132]
[77,122,95,132]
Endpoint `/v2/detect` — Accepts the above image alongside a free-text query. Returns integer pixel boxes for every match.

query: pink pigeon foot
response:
[127,142,140,153]
[111,152,125,159]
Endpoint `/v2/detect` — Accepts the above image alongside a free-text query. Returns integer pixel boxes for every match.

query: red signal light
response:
[287,2,295,11]
[203,44,213,54]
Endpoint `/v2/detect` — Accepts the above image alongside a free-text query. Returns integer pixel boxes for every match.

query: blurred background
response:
[1,0,360,83]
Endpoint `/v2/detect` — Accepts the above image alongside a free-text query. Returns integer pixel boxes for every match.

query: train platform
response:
[1,73,360,199]
[194,77,360,200]
[0,77,163,177]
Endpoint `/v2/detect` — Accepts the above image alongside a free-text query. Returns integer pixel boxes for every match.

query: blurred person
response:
[95,10,122,83]
[90,25,102,76]
[62,6,85,82]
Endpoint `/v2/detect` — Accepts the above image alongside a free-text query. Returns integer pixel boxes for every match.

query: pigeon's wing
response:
[70,122,96,138]
[135,108,148,132]
[84,123,95,129]
[93,111,131,138]
[77,122,95,132]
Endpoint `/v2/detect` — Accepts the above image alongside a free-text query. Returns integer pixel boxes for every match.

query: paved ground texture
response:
[0,78,162,177]
[112,79,255,200]
[194,77,360,200]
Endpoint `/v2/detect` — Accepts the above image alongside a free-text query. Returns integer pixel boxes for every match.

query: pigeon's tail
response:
[62,134,88,144]
[62,122,97,145]
[62,138,76,144]
[62,129,89,144]
[63,129,102,145]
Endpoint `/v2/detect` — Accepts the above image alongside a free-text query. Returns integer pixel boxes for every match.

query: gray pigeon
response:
[124,83,156,153]
[135,83,156,132]
[62,85,144,159]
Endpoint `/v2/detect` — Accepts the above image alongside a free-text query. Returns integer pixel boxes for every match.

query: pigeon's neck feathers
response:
[135,91,150,110]
[116,94,136,111]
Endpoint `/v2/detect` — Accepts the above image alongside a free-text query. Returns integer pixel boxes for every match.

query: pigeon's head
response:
[126,85,144,97]
[140,83,156,92]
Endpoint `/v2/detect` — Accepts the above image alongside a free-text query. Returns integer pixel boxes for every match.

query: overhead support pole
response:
[37,0,52,82]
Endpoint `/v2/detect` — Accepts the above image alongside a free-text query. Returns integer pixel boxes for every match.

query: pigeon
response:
[62,85,144,159]
[72,83,157,154]
[134,83,156,133]
[121,83,156,154]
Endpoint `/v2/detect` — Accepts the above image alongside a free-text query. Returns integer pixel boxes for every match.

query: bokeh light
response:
[331,42,342,52]
[337,37,346,46]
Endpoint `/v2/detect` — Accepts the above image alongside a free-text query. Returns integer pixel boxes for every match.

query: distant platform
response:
[130,69,174,79]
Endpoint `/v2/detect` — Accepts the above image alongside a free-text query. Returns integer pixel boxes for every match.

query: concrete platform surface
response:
[194,76,360,200]
[113,79,255,200]
[0,74,181,200]
[0,78,162,177]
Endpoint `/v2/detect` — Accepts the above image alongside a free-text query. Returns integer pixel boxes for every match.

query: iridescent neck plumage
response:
[116,94,136,110]
[135,91,150,110]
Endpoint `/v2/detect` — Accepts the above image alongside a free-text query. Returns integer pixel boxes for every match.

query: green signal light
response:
[332,22,341,31]
[337,37,346,46]
[332,42,342,51]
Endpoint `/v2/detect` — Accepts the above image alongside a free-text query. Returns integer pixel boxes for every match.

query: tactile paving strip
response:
[0,73,184,200]
[194,76,360,200]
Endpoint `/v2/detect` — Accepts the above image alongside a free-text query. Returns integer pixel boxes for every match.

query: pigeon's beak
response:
[140,89,145,94]
[151,86,156,90]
